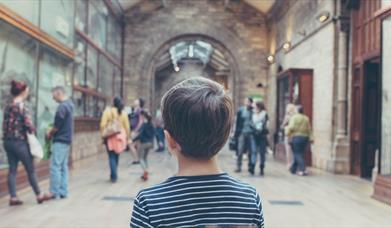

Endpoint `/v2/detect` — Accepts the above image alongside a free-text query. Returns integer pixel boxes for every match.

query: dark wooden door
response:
[361,60,381,178]
[351,67,362,175]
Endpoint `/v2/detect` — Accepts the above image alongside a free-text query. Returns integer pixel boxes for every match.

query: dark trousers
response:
[3,140,41,198]
[107,151,119,181]
[237,133,256,170]
[250,135,267,171]
[290,136,309,173]
[155,127,165,150]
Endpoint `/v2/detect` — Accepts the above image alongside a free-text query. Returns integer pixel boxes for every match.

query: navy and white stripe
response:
[130,173,264,228]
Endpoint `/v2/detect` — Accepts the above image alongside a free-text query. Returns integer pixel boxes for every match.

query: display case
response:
[274,68,313,166]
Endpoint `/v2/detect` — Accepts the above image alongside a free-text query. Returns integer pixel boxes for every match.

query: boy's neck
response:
[176,154,222,177]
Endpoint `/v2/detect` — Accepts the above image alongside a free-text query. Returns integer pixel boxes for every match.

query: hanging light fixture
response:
[266,55,275,64]
[317,11,330,23]
[283,42,291,53]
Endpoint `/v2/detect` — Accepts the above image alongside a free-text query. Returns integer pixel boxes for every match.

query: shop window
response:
[36,48,72,145]
[98,54,113,96]
[114,67,122,97]
[86,45,98,90]
[0,22,38,168]
[2,0,40,26]
[88,0,107,48]
[40,0,75,47]
[107,16,121,59]
[73,90,85,117]
[75,0,88,32]
[74,35,87,86]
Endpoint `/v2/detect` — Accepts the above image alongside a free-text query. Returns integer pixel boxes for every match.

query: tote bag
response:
[102,108,122,139]
[27,133,44,160]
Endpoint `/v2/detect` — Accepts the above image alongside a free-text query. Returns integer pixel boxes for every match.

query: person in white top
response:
[250,101,269,176]
[281,103,297,168]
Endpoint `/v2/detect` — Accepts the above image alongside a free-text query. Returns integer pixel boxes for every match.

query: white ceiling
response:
[118,0,275,13]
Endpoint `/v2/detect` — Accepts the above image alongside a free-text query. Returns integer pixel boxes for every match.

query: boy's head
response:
[161,77,234,160]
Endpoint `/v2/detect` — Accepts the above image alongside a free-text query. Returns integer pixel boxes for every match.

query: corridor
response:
[1,149,390,228]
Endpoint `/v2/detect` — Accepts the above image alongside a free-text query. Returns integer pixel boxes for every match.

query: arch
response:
[139,33,242,112]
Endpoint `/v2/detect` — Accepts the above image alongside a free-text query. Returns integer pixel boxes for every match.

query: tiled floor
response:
[0,149,391,228]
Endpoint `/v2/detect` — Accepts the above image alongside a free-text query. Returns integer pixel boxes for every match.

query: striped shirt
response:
[130,173,264,228]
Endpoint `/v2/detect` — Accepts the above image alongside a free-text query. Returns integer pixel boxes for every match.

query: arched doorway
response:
[144,34,240,113]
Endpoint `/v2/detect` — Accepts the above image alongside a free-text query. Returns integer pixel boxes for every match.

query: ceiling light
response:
[174,66,180,72]
[266,55,275,64]
[283,42,291,53]
[318,11,330,23]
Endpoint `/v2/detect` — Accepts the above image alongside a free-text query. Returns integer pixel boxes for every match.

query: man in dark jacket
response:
[234,97,256,174]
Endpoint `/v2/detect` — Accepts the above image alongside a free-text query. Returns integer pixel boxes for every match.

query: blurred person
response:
[2,80,45,205]
[129,98,145,164]
[281,103,297,168]
[285,105,313,176]
[133,111,155,181]
[234,97,256,174]
[130,77,264,227]
[100,97,131,183]
[250,101,269,176]
[44,86,74,200]
[154,109,165,152]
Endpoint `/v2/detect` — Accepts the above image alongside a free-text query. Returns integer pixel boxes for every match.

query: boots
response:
[260,165,265,176]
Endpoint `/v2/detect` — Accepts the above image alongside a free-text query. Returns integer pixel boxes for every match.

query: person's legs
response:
[139,143,148,172]
[50,143,64,198]
[259,137,267,175]
[295,137,308,173]
[17,141,41,196]
[248,134,257,174]
[4,141,19,199]
[236,134,245,171]
[59,144,70,197]
[108,151,118,181]
[290,137,299,174]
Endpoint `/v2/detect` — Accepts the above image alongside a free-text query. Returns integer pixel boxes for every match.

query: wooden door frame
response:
[350,56,381,177]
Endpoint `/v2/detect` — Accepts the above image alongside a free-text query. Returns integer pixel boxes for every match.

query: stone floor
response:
[1,149,391,228]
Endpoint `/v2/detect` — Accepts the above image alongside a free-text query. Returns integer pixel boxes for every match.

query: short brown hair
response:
[161,77,234,160]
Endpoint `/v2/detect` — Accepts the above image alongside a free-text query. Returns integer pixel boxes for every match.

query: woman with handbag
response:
[251,101,269,176]
[2,80,45,205]
[100,97,131,183]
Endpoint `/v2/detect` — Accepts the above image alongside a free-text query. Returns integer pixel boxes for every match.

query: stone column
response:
[327,0,350,174]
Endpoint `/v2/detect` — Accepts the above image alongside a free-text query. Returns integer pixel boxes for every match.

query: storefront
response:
[0,0,124,196]
[373,1,391,205]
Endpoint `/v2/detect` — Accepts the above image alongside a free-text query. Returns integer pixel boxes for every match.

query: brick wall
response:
[123,0,269,110]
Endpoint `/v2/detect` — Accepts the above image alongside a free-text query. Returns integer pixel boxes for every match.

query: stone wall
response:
[72,131,105,162]
[267,0,338,170]
[123,0,269,110]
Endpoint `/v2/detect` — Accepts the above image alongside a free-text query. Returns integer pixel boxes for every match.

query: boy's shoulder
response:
[135,173,257,201]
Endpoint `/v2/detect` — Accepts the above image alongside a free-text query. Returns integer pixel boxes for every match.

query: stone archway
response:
[143,34,241,113]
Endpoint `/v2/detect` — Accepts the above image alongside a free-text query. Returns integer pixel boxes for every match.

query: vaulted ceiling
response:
[118,0,275,14]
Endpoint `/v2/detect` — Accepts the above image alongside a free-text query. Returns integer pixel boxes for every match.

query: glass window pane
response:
[114,67,122,97]
[86,45,98,89]
[74,35,87,86]
[98,55,113,96]
[75,0,88,32]
[0,22,38,169]
[73,91,85,117]
[1,0,40,25]
[36,48,72,146]
[40,0,75,47]
[88,1,107,48]
[107,16,121,59]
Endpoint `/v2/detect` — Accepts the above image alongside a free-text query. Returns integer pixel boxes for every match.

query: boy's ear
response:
[164,130,180,156]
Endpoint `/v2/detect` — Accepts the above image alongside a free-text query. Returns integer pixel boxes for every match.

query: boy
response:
[130,77,264,228]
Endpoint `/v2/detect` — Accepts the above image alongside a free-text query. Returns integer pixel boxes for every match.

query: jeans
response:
[3,140,41,198]
[139,142,153,172]
[250,135,267,171]
[290,136,309,173]
[237,133,256,170]
[108,151,119,181]
[50,142,70,198]
[155,127,165,150]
